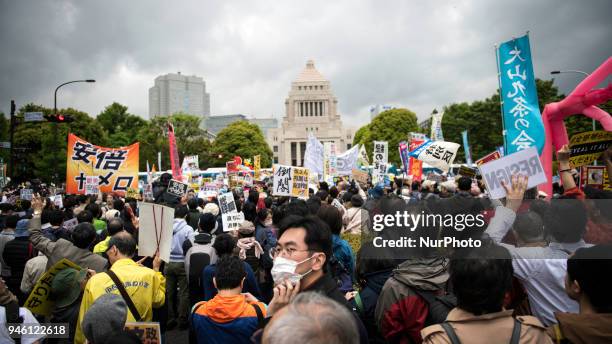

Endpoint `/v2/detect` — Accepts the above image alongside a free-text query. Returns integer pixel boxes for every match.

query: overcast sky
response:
[1,0,610,128]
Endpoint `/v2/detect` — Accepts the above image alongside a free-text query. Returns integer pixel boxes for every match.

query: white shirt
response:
[0,306,45,344]
[485,206,589,326]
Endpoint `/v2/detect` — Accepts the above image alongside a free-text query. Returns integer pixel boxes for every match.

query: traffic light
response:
[44,114,74,123]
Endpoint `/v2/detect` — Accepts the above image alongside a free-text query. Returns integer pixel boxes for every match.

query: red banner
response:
[475,151,502,166]
[408,139,424,181]
[168,123,182,180]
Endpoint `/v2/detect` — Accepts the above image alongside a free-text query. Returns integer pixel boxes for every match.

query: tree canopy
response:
[212,120,273,167]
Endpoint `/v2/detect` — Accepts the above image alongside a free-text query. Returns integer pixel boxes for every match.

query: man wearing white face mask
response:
[264,215,368,344]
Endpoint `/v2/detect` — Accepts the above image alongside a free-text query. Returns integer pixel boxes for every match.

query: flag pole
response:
[494,43,507,155]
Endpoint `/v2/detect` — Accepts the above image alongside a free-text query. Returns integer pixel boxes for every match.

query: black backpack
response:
[328,254,353,293]
[413,288,457,326]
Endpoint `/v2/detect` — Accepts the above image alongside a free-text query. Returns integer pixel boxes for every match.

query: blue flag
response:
[461,130,473,165]
[498,34,545,155]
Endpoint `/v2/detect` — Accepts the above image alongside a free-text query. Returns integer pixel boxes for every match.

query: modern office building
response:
[148,72,211,119]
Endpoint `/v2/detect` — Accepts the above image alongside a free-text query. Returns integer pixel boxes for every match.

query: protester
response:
[93,217,125,254]
[263,292,358,344]
[342,193,370,234]
[202,233,261,300]
[3,219,36,301]
[317,204,354,293]
[81,294,128,344]
[191,255,267,344]
[236,220,264,276]
[43,209,68,241]
[0,215,18,281]
[512,211,547,248]
[421,245,552,344]
[439,180,456,198]
[19,252,47,295]
[0,278,45,344]
[75,232,164,344]
[183,213,218,306]
[49,267,88,343]
[166,204,195,330]
[187,198,201,230]
[548,244,612,343]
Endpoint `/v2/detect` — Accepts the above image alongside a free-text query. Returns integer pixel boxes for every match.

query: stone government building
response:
[267,60,355,166]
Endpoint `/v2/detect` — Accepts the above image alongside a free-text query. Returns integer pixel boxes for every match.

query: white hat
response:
[203,203,220,216]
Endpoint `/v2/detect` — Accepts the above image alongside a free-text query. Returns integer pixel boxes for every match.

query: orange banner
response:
[66,133,139,195]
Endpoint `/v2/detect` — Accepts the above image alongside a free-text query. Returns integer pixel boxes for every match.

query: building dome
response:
[295,60,327,83]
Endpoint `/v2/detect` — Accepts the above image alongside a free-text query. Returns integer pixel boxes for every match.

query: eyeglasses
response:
[269,246,312,259]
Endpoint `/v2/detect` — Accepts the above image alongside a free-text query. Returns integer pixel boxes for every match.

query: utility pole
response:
[8,100,16,180]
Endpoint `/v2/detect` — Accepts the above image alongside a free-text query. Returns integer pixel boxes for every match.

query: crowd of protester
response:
[0,145,610,344]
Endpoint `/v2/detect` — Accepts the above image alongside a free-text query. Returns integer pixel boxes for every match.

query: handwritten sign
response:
[218,192,237,215]
[167,179,188,197]
[20,189,33,201]
[372,141,388,184]
[222,212,245,232]
[84,176,100,195]
[478,146,546,199]
[272,165,310,199]
[291,167,309,199]
[25,259,81,316]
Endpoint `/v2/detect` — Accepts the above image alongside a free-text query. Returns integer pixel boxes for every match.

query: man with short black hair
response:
[187,198,201,230]
[512,211,546,247]
[191,255,267,344]
[548,245,612,343]
[421,245,552,343]
[75,232,164,344]
[183,213,218,306]
[93,217,125,254]
[29,196,108,272]
[0,215,18,281]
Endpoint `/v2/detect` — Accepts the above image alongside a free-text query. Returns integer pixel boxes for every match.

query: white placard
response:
[218,192,237,214]
[84,176,99,195]
[478,146,547,199]
[137,202,175,262]
[372,141,388,183]
[222,212,245,232]
[20,189,33,200]
[53,195,63,209]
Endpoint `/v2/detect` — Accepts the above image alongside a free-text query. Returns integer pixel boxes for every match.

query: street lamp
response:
[54,79,96,114]
[52,79,95,183]
[550,70,595,132]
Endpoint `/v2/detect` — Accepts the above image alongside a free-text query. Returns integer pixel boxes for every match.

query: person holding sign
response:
[75,232,164,344]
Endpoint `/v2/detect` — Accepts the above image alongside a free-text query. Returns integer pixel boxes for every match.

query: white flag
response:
[409,140,459,173]
[304,133,324,176]
[336,144,360,175]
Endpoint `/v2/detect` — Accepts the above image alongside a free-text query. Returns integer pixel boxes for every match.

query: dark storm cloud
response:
[0,0,610,127]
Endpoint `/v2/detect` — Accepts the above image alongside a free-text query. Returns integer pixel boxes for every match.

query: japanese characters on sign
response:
[25,259,81,316]
[254,155,261,180]
[408,139,424,181]
[218,192,238,215]
[124,322,161,344]
[372,141,388,184]
[272,164,310,199]
[569,130,612,168]
[324,142,337,181]
[167,179,189,197]
[66,133,139,195]
[84,176,99,196]
[497,34,545,155]
[408,140,459,173]
[222,212,245,232]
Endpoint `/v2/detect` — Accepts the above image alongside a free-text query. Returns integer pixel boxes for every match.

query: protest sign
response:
[138,203,174,262]
[254,155,261,180]
[478,146,547,199]
[126,187,141,200]
[398,141,410,173]
[352,169,369,185]
[124,322,161,344]
[569,130,612,168]
[408,139,424,181]
[63,218,78,233]
[222,212,245,232]
[201,183,218,198]
[579,165,609,191]
[226,161,238,173]
[181,155,199,173]
[25,259,81,316]
[84,176,100,195]
[66,133,139,195]
[167,179,189,197]
[358,145,370,167]
[244,173,253,186]
[372,141,388,184]
[53,194,63,209]
[218,192,238,214]
[430,112,444,141]
[324,142,337,181]
[272,165,310,199]
[143,184,154,201]
[409,140,459,173]
[475,151,502,166]
[291,167,309,199]
[20,188,33,200]
[458,165,477,178]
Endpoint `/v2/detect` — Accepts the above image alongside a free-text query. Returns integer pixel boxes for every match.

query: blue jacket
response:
[202,262,261,301]
[332,234,355,280]
[170,219,195,263]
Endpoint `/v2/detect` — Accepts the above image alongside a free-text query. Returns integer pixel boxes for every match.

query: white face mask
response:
[271,255,314,285]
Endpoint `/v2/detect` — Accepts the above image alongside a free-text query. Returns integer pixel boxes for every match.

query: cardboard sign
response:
[25,259,81,316]
[222,212,245,232]
[167,179,189,197]
[20,189,33,200]
[478,146,547,199]
[124,322,161,344]
[457,165,477,178]
[84,176,100,195]
[475,151,502,166]
[569,130,612,168]
[352,169,369,185]
[138,203,174,262]
[272,165,310,199]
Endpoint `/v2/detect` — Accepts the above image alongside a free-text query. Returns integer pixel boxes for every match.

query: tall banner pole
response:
[494,44,507,155]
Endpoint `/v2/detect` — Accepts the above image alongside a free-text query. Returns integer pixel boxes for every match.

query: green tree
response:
[212,120,273,167]
[0,113,9,163]
[12,103,107,182]
[352,108,419,166]
[136,113,212,171]
[96,102,146,146]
